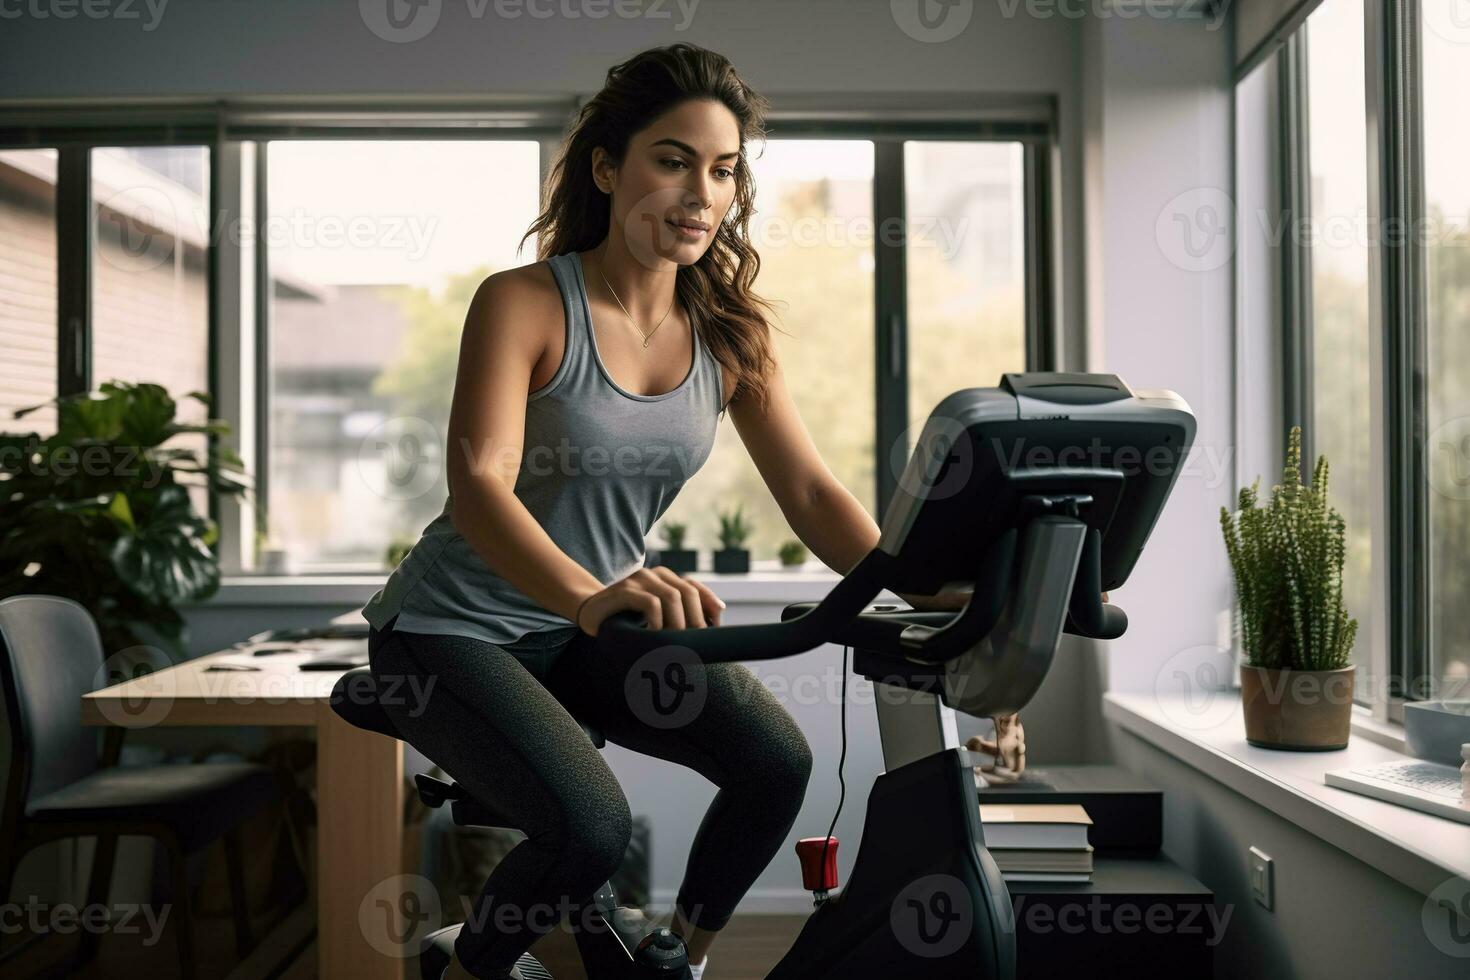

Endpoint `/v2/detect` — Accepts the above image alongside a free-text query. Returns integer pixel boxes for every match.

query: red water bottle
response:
[795,837,840,903]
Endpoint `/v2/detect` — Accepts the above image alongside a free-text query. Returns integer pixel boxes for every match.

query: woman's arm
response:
[728,352,958,609]
[725,353,925,612]
[727,354,879,575]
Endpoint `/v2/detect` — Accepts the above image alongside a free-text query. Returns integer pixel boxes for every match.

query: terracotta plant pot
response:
[1240,664,1355,750]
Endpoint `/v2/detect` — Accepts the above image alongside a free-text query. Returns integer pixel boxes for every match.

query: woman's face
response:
[594,98,743,270]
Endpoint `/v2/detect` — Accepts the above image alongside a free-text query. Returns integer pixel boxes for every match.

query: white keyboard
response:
[1325,760,1470,824]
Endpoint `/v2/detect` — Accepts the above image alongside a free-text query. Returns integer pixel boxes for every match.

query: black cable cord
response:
[818,643,849,899]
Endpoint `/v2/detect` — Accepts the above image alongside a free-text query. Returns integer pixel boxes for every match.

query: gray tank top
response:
[363,250,725,646]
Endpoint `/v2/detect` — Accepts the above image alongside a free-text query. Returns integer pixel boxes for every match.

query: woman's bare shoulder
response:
[465,258,564,343]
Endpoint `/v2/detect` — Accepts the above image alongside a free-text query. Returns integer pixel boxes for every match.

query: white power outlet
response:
[1249,846,1274,910]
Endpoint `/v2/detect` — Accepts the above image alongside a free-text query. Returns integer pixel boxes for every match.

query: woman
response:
[363,43,1015,980]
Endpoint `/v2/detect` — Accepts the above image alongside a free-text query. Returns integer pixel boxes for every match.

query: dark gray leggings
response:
[367,616,813,978]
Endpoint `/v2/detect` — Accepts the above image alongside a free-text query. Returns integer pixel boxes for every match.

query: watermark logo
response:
[1423,877,1470,958]
[96,185,178,274]
[0,0,170,30]
[1428,413,1470,502]
[0,897,172,944]
[359,0,700,43]
[618,185,715,271]
[358,415,442,501]
[890,873,975,958]
[1014,895,1233,943]
[623,645,707,729]
[1153,643,1240,733]
[993,0,1228,30]
[92,645,177,729]
[359,874,443,958]
[360,0,443,43]
[891,0,973,43]
[1156,187,1234,273]
[891,413,975,504]
[1425,0,1470,46]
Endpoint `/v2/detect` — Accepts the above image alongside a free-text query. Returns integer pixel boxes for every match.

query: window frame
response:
[1270,0,1438,720]
[2,99,1058,574]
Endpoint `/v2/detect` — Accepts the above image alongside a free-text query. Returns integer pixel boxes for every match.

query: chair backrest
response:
[0,595,106,812]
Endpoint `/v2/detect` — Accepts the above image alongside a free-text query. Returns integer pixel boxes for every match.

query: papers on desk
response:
[226,637,369,670]
[981,803,1095,883]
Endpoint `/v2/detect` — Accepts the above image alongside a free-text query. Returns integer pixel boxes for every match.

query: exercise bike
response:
[331,371,1195,980]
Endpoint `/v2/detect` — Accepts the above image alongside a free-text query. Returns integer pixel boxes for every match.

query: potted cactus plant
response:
[655,520,698,574]
[778,538,808,569]
[713,504,752,574]
[1220,426,1358,750]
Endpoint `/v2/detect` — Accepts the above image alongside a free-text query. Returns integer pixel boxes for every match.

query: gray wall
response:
[1108,727,1468,979]
[0,0,1090,381]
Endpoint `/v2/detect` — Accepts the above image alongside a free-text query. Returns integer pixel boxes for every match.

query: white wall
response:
[1080,6,1237,703]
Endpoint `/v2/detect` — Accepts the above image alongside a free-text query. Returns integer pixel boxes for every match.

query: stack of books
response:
[979,803,1094,883]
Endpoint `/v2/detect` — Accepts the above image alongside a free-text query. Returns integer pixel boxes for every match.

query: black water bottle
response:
[632,927,692,978]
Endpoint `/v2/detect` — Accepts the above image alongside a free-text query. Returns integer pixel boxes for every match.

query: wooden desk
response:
[82,642,405,980]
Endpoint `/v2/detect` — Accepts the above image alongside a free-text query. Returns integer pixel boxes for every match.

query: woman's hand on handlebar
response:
[574,567,726,637]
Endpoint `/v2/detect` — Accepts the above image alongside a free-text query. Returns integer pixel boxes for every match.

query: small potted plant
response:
[713,504,753,574]
[778,538,808,569]
[256,529,292,575]
[1220,426,1358,750]
[656,520,698,574]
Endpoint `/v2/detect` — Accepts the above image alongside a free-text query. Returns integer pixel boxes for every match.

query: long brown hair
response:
[521,43,778,414]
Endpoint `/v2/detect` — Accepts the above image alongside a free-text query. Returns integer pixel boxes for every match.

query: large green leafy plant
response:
[0,381,248,658]
[1219,426,1358,671]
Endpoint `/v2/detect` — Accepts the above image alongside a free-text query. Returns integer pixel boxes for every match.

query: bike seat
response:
[329,666,606,748]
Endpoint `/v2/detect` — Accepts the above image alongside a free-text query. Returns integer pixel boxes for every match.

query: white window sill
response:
[201,569,846,607]
[1103,690,1470,902]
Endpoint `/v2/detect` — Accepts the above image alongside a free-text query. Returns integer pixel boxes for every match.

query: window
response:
[651,137,1036,567]
[1421,1,1470,691]
[91,147,210,404]
[655,140,877,562]
[1260,0,1470,712]
[265,140,542,572]
[1303,0,1374,677]
[91,145,212,515]
[0,149,59,436]
[2,109,1053,579]
[904,141,1027,435]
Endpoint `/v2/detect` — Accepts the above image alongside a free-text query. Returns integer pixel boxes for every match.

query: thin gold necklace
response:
[597,260,676,349]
